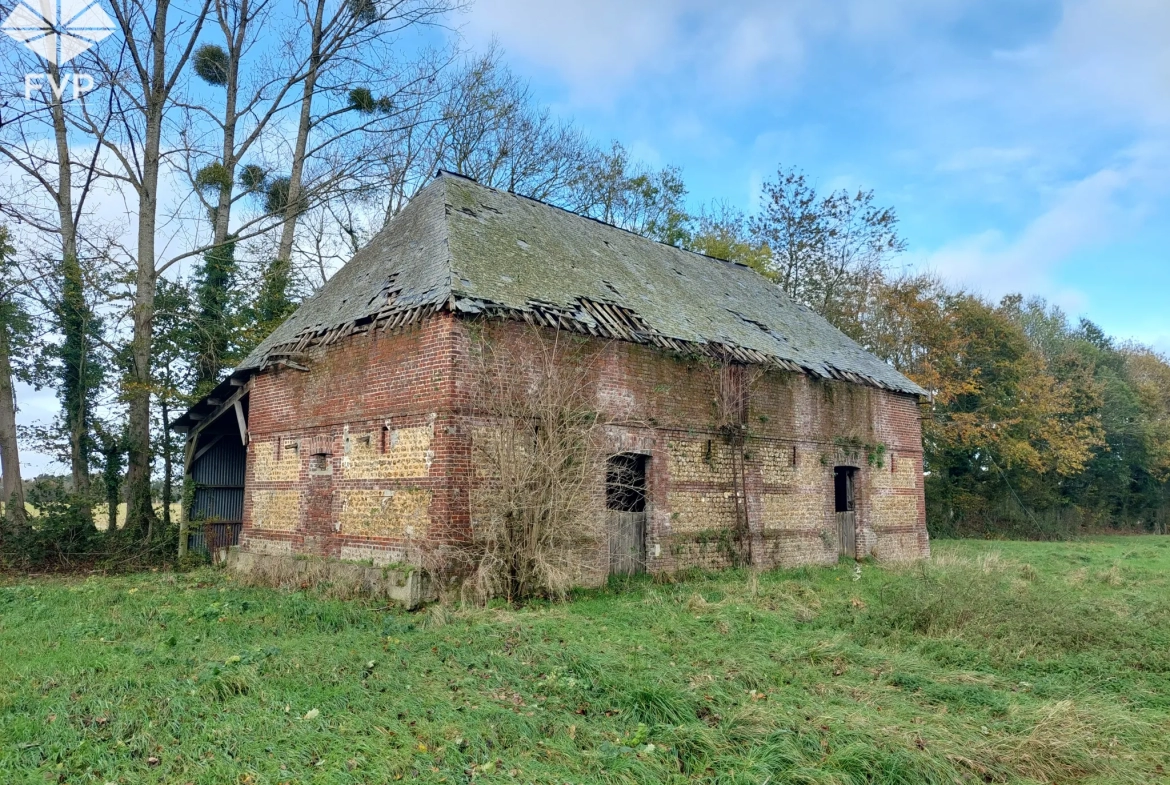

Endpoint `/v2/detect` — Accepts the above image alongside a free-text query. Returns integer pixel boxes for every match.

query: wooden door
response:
[834,466,857,558]
[606,453,648,576]
[608,510,647,575]
[837,511,856,558]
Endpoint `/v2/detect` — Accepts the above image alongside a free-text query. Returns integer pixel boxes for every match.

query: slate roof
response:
[236,171,925,397]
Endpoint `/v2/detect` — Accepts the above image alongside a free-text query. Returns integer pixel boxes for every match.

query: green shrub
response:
[2,479,97,568]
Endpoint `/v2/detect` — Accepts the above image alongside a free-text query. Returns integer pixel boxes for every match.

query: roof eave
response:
[171,369,255,431]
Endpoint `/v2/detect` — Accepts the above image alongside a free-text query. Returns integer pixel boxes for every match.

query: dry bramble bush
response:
[458,327,609,603]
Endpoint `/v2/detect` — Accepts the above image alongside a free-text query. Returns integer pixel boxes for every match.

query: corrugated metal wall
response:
[187,523,243,554]
[192,437,247,486]
[192,487,244,522]
[190,437,246,523]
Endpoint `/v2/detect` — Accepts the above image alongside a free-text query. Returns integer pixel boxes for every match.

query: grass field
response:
[93,503,184,531]
[2,538,1169,784]
[0,502,182,530]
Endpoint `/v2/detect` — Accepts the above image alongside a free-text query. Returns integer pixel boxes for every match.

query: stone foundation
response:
[227,547,432,609]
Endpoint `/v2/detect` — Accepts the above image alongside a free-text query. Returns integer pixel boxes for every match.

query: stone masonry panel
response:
[252,439,300,483]
[251,489,300,532]
[341,419,435,480]
[338,488,433,539]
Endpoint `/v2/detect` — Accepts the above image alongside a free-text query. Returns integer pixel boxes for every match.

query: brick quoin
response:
[240,312,929,581]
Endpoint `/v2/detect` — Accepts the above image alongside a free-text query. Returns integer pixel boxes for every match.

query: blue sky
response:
[457,0,1170,352]
[10,0,1170,475]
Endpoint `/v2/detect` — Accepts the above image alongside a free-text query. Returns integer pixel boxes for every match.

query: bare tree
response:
[816,188,907,336]
[265,0,458,298]
[84,0,211,537]
[370,50,601,224]
[572,141,690,245]
[749,167,822,299]
[182,0,273,391]
[0,41,119,521]
[463,326,607,603]
[433,51,594,200]
[749,166,906,338]
[268,48,700,296]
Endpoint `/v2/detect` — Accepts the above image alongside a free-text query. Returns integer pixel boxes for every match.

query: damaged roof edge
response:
[176,291,925,429]
[170,368,256,431]
[439,294,926,398]
[177,174,926,425]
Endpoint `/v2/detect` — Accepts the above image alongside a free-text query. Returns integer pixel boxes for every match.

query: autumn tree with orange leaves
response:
[860,277,1167,536]
[688,166,1170,537]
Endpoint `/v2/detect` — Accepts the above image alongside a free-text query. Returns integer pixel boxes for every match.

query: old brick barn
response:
[174,172,929,591]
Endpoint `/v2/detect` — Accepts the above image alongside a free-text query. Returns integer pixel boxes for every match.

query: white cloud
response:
[458,0,685,103]
[457,0,962,106]
[1046,0,1170,129]
[917,159,1150,303]
[936,146,1035,174]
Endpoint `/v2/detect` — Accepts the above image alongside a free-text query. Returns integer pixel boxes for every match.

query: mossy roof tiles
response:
[238,172,925,397]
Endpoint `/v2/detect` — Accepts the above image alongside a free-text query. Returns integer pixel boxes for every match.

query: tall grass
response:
[2,537,1168,783]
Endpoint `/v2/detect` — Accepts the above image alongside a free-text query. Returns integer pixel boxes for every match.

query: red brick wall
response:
[240,314,929,574]
[241,314,467,565]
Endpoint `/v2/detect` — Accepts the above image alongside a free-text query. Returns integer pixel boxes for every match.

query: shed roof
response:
[236,171,925,397]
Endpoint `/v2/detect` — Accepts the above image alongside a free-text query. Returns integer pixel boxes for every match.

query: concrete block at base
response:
[226,547,432,609]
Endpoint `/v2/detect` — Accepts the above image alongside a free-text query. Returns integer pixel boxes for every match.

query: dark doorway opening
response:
[606,453,647,512]
[834,466,856,513]
[834,466,857,558]
[606,454,647,575]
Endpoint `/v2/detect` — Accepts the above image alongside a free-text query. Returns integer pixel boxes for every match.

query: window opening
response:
[310,453,332,475]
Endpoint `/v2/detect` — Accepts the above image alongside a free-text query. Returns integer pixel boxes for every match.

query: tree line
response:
[0,0,1166,565]
[0,0,708,563]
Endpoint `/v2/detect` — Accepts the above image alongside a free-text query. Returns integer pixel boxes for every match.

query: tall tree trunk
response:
[0,303,26,533]
[126,179,159,537]
[273,0,325,271]
[212,1,240,251]
[191,0,250,394]
[61,257,92,503]
[124,3,173,539]
[100,0,208,539]
[47,59,94,520]
[107,477,118,532]
[126,262,158,537]
[204,2,242,385]
[253,1,323,326]
[161,365,172,531]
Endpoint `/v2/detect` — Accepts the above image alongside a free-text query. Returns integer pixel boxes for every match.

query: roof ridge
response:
[435,175,456,309]
[433,170,755,271]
